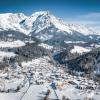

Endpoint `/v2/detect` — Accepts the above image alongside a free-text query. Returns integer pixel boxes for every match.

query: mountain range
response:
[0,11,99,100]
[0,11,100,43]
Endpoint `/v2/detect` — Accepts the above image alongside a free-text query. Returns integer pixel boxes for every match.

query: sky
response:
[0,0,100,33]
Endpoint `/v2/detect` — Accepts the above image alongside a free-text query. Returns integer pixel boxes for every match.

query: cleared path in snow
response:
[21,85,45,100]
[21,84,59,100]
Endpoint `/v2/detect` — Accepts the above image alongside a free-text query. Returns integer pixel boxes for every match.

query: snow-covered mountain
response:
[20,11,72,34]
[20,11,99,41]
[0,13,27,33]
[0,11,99,42]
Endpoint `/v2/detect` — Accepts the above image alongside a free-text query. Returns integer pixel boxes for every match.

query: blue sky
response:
[0,0,100,33]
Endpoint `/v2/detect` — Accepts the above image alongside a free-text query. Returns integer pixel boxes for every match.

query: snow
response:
[21,85,46,100]
[0,13,27,33]
[49,13,72,33]
[0,40,25,48]
[38,43,53,50]
[70,45,90,54]
[67,24,95,35]
[0,55,99,100]
[3,79,23,91]
[20,11,98,37]
[0,51,16,61]
[21,56,54,74]
[0,51,15,57]
[0,11,99,100]
[90,43,100,48]
[0,11,98,40]
[20,56,100,99]
[0,77,99,100]
[29,11,96,35]
[0,83,28,100]
[89,36,93,39]
[36,34,53,41]
[64,41,86,44]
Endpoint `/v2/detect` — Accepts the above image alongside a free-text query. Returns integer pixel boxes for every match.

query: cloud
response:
[65,12,100,33]
[79,12,100,20]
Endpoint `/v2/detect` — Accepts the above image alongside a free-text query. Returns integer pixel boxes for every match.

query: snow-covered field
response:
[0,51,16,61]
[38,43,53,50]
[70,45,90,54]
[0,40,25,48]
[64,41,87,44]
[0,76,99,100]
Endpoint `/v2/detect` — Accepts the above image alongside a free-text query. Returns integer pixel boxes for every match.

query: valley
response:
[0,11,99,100]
